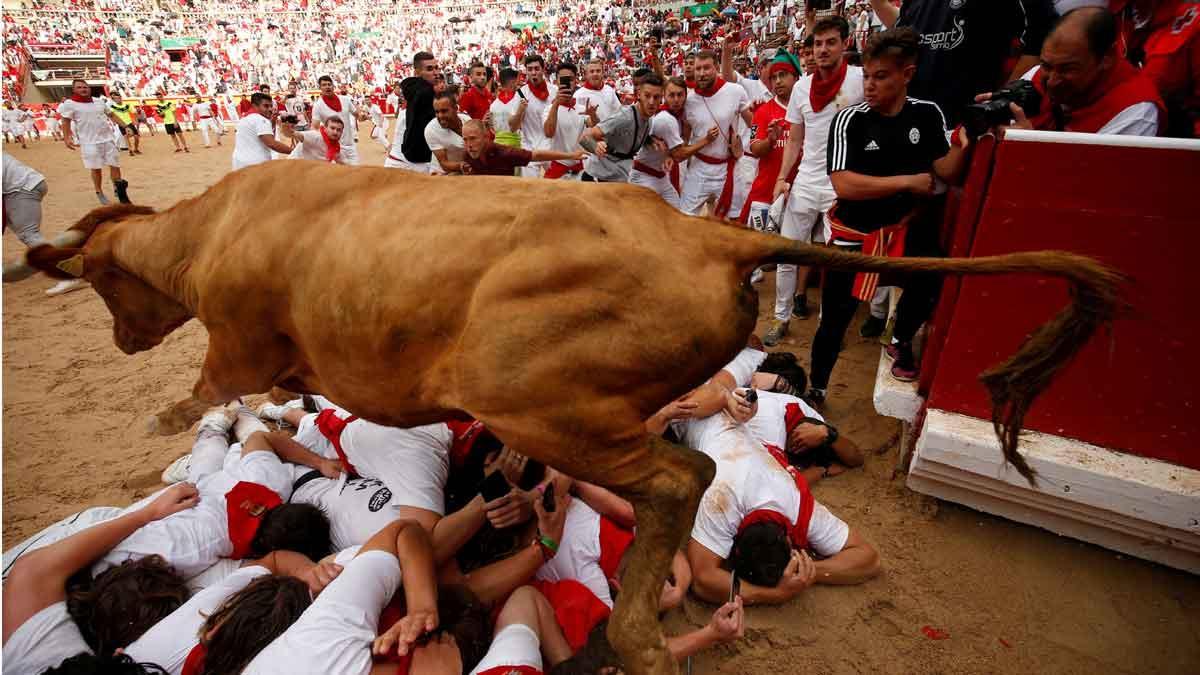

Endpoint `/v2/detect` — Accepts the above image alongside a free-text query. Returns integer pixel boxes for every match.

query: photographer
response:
[810,28,971,404]
[981,7,1166,136]
[542,63,588,179]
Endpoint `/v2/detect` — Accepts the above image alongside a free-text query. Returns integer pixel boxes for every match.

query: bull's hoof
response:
[268,386,298,405]
[148,411,191,436]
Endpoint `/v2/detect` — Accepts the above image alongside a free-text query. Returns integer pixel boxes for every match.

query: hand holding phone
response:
[479,470,512,503]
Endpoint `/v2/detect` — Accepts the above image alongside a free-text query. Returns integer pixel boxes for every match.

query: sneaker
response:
[113,179,130,204]
[161,454,192,484]
[860,315,886,338]
[257,399,303,423]
[792,294,810,320]
[45,279,88,296]
[763,319,789,347]
[803,387,826,408]
[750,268,764,284]
[884,342,902,361]
[96,191,110,205]
[890,343,919,382]
[197,405,237,435]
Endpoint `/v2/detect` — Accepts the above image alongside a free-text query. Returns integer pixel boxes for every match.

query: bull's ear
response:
[26,245,86,279]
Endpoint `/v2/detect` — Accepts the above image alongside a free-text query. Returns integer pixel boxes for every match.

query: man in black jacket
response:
[399,51,441,172]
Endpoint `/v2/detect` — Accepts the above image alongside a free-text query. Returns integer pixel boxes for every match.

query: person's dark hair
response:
[434,89,457,104]
[666,76,688,92]
[641,73,665,89]
[469,61,486,74]
[250,92,272,106]
[249,504,331,562]
[523,53,546,68]
[66,556,189,656]
[414,51,436,69]
[258,84,270,92]
[730,521,791,587]
[693,49,718,64]
[72,78,88,86]
[547,620,623,675]
[517,459,547,491]
[499,67,519,85]
[317,75,333,85]
[813,15,851,40]
[802,34,815,49]
[1058,6,1117,60]
[757,351,808,397]
[44,653,168,675]
[437,585,492,673]
[556,62,578,76]
[863,27,920,66]
[196,575,311,675]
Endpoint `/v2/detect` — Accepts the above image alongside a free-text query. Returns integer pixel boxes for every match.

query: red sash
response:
[597,516,636,580]
[632,159,665,178]
[531,578,611,652]
[181,643,205,675]
[314,408,359,477]
[544,161,584,179]
[738,445,815,551]
[695,151,736,219]
[226,481,283,559]
[826,205,911,302]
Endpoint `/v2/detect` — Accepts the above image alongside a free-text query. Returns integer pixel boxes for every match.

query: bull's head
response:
[4,205,193,354]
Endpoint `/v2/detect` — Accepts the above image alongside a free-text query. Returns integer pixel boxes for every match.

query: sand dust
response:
[3,128,1198,674]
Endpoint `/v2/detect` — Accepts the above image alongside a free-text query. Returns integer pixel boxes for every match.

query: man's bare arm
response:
[869,0,899,28]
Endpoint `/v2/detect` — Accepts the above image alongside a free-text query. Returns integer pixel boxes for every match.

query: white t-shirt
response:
[743,391,824,451]
[196,101,214,119]
[95,446,293,579]
[633,110,684,172]
[423,114,470,171]
[468,623,543,675]
[232,112,276,170]
[124,565,270,673]
[284,94,310,126]
[680,413,849,559]
[721,347,768,387]
[388,108,408,159]
[488,94,524,138]
[292,412,449,517]
[519,83,558,150]
[243,549,401,675]
[288,129,343,163]
[386,92,400,114]
[684,81,750,161]
[1,602,91,674]
[3,153,45,193]
[311,95,358,148]
[542,103,586,154]
[534,499,613,609]
[785,65,866,192]
[292,473,410,551]
[58,98,115,146]
[573,84,622,122]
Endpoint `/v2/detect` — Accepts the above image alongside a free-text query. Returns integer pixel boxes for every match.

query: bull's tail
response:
[724,227,1127,484]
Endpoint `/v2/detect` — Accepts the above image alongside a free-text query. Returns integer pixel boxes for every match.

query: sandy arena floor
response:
[2,127,1198,674]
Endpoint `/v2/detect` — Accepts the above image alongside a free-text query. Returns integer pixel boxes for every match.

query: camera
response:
[962,79,1042,138]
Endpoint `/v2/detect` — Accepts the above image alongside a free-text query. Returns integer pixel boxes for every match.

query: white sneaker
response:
[751,268,764,284]
[257,399,303,423]
[161,454,192,484]
[197,406,237,436]
[45,279,88,296]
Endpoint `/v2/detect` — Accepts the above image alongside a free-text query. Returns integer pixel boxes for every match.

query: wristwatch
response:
[822,422,839,449]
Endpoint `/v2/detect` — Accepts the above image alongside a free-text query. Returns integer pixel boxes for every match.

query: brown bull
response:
[7,161,1122,675]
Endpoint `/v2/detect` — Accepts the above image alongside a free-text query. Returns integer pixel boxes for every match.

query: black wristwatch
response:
[821,422,839,448]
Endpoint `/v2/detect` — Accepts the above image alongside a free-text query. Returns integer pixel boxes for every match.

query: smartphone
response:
[479,471,512,502]
[558,75,572,89]
[516,89,526,100]
[729,571,741,602]
[542,481,557,512]
[744,388,758,404]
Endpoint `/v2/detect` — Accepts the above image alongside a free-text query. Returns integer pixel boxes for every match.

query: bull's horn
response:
[1,230,89,283]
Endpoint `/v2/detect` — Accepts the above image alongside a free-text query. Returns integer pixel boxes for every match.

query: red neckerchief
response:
[527,79,550,100]
[497,89,516,104]
[582,81,603,91]
[1029,59,1165,133]
[694,77,726,97]
[181,643,206,675]
[736,444,816,551]
[225,481,282,559]
[314,408,360,477]
[318,127,341,162]
[320,93,343,112]
[476,667,542,675]
[685,79,697,89]
[69,94,93,103]
[810,59,848,113]
[597,516,635,581]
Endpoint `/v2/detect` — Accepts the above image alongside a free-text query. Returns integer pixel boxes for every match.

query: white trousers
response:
[198,117,222,146]
[680,160,729,215]
[774,188,833,321]
[726,155,758,221]
[628,168,681,209]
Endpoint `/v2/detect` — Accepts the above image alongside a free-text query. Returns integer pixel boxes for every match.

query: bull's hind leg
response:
[606,435,716,675]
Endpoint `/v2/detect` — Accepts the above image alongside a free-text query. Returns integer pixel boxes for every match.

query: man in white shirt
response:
[628,77,721,210]
[722,46,776,224]
[232,92,294,171]
[310,75,369,165]
[424,91,471,174]
[519,54,558,177]
[58,79,131,205]
[2,154,48,248]
[574,59,623,123]
[368,97,388,148]
[385,82,402,117]
[768,17,865,344]
[288,117,349,164]
[283,80,311,131]
[680,51,752,216]
[488,67,528,152]
[195,97,224,148]
[3,102,27,148]
[542,63,587,180]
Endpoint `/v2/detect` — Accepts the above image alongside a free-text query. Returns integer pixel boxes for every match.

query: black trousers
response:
[809,211,945,390]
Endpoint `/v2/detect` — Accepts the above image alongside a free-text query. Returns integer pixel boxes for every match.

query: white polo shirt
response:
[423,113,470,172]
[784,66,865,197]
